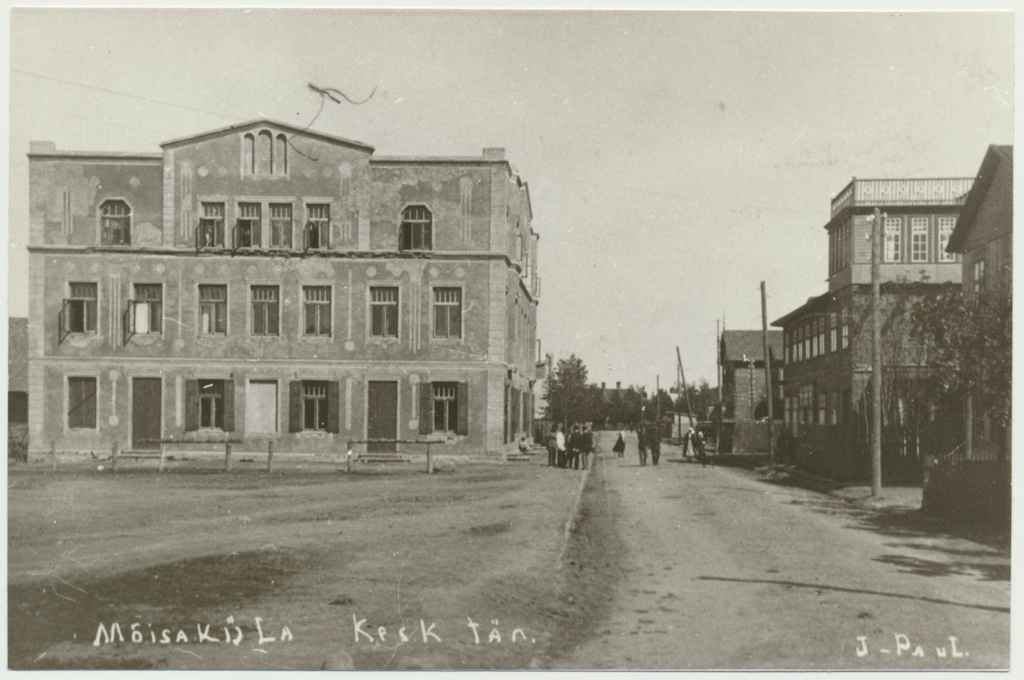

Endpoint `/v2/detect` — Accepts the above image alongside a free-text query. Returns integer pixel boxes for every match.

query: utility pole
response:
[871,207,883,496]
[761,281,775,469]
[716,318,723,447]
[656,374,661,433]
[676,346,695,428]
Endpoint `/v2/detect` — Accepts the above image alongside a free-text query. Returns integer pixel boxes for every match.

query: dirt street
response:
[7,456,595,670]
[557,432,1010,670]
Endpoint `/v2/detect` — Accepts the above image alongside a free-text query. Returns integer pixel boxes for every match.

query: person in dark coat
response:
[637,424,648,466]
[613,430,626,458]
[649,426,661,466]
[567,425,581,470]
[579,424,594,469]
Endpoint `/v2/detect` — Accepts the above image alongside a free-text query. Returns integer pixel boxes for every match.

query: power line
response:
[12,68,246,122]
[14,67,822,219]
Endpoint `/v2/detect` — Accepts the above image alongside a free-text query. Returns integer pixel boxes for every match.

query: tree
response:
[543,354,593,427]
[912,287,1012,435]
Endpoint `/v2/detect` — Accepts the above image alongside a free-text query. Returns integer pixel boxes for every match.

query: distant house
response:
[9,318,29,425]
[719,330,782,423]
[946,144,1013,460]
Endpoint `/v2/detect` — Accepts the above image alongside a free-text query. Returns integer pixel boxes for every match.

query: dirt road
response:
[558,434,1010,670]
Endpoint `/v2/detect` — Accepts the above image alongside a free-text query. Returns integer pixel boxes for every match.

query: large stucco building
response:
[26,120,540,458]
[772,176,971,480]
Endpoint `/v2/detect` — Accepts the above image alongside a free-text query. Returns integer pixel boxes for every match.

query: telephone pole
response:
[761,281,775,469]
[677,346,695,428]
[871,207,883,496]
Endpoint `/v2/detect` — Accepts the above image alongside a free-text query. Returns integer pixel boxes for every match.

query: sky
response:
[4,4,1015,392]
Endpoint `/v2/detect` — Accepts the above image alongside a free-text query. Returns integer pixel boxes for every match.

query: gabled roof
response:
[8,318,28,392]
[720,330,782,364]
[947,144,1013,253]
[160,119,375,153]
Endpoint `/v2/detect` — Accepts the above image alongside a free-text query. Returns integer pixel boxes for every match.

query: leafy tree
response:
[544,354,592,427]
[911,287,1012,431]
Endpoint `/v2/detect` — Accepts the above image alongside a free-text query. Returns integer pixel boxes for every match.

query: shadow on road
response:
[697,576,1010,614]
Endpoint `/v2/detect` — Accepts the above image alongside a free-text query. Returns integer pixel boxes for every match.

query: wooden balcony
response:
[831,177,974,217]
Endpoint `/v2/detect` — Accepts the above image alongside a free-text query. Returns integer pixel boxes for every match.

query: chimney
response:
[482,147,506,161]
[616,382,621,390]
[29,141,57,154]
[601,382,606,391]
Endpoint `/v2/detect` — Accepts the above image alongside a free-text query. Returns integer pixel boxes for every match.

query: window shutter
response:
[327,381,341,433]
[456,382,469,435]
[184,379,199,431]
[268,297,280,335]
[253,219,262,248]
[419,382,433,434]
[289,381,302,433]
[222,379,236,431]
[452,304,462,338]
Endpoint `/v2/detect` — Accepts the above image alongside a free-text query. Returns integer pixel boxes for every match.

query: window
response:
[911,217,928,263]
[251,286,279,336]
[198,202,225,247]
[199,285,227,334]
[419,381,468,435]
[67,377,97,429]
[275,134,288,175]
[370,287,399,338]
[236,203,261,248]
[62,282,98,336]
[829,313,837,353]
[129,283,162,336]
[100,200,131,245]
[270,203,292,248]
[199,380,225,429]
[184,379,234,432]
[433,383,458,433]
[305,204,330,250]
[884,217,902,262]
[433,288,462,338]
[841,311,849,350]
[288,380,339,433]
[974,259,986,294]
[400,205,432,251]
[302,381,329,431]
[243,130,288,176]
[303,286,331,336]
[938,216,956,262]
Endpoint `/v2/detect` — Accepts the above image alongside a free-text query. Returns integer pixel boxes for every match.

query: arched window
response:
[275,134,288,175]
[243,134,255,175]
[400,205,432,251]
[100,199,131,245]
[257,130,273,175]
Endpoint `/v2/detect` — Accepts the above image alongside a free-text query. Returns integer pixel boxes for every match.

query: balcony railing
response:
[830,177,974,217]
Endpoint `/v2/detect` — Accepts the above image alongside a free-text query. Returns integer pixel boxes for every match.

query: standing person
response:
[568,425,581,470]
[546,424,558,467]
[613,430,626,458]
[694,429,710,468]
[649,425,661,466]
[555,424,567,469]
[637,424,648,466]
[580,424,594,469]
[682,426,696,461]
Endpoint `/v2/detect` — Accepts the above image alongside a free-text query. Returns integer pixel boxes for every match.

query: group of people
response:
[609,424,711,467]
[546,423,594,470]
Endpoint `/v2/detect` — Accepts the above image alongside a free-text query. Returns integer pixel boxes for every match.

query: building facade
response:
[719,330,783,423]
[27,120,540,458]
[773,177,970,480]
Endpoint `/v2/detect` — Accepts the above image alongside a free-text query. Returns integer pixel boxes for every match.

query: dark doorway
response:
[132,378,162,450]
[367,381,398,453]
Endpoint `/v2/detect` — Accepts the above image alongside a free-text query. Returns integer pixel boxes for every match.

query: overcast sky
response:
[5,5,1014,390]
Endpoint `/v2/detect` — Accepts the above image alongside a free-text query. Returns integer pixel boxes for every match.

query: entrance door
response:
[132,378,162,450]
[246,380,278,433]
[367,381,398,453]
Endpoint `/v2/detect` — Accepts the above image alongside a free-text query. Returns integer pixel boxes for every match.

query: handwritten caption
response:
[93,616,292,647]
[353,615,536,645]
[855,634,968,659]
